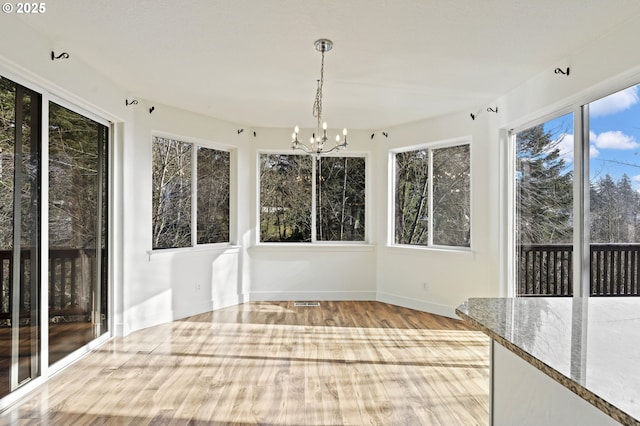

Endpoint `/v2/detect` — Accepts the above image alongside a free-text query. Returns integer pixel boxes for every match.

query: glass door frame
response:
[504,105,586,298]
[505,78,640,299]
[0,67,114,410]
[45,94,112,375]
[4,81,43,394]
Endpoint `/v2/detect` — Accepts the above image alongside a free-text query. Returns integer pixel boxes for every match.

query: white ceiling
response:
[17,0,640,129]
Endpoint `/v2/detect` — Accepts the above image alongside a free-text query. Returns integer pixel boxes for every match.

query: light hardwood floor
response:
[0,301,490,425]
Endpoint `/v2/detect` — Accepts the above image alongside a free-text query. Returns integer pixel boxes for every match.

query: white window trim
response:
[505,108,576,298]
[388,136,472,252]
[151,132,235,251]
[256,150,370,245]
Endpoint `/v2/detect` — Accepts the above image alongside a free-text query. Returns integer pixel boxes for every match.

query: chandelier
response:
[291,39,348,156]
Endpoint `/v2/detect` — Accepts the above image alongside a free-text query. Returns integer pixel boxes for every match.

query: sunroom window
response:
[151,136,230,250]
[259,153,366,243]
[393,142,471,248]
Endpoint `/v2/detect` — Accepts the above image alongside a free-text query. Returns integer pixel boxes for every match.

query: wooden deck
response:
[0,301,490,425]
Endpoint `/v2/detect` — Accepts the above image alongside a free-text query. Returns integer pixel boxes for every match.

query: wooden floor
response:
[0,301,490,425]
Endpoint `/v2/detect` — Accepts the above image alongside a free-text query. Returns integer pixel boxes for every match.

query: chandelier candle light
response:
[291,39,348,157]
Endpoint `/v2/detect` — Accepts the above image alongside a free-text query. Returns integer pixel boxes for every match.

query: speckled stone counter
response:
[456,297,640,426]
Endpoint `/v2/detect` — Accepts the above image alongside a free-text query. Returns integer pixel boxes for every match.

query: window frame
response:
[508,109,577,297]
[505,78,640,299]
[256,150,370,245]
[0,65,117,409]
[151,132,234,252]
[389,137,472,252]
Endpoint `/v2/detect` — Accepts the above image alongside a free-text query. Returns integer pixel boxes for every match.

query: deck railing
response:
[518,243,640,296]
[3,244,639,316]
[0,248,96,322]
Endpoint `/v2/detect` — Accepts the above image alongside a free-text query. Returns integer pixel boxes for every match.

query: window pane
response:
[432,145,470,247]
[197,147,230,244]
[515,113,574,296]
[0,77,42,396]
[588,84,640,295]
[49,102,109,364]
[152,137,192,249]
[394,149,429,245]
[316,156,366,241]
[259,154,312,242]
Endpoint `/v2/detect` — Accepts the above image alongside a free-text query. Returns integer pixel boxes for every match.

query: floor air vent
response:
[294,301,320,307]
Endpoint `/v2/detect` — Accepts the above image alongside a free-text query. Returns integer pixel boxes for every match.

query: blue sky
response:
[545,84,640,189]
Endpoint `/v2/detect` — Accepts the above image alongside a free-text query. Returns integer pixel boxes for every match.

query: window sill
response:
[384,244,473,256]
[250,243,375,253]
[147,244,240,259]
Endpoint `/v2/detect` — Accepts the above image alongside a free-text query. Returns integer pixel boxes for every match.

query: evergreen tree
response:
[590,173,640,243]
[516,125,573,244]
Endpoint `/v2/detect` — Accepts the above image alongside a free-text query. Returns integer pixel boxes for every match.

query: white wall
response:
[374,113,498,318]
[122,102,251,334]
[3,11,640,337]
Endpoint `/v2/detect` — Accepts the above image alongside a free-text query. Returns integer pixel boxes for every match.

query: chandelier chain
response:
[313,49,325,128]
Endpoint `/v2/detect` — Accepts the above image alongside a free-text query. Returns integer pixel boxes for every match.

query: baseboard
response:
[172,299,214,321]
[376,291,458,319]
[123,291,458,335]
[114,322,125,337]
[250,290,377,302]
[213,293,249,310]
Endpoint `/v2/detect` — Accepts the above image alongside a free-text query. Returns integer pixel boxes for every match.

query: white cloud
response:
[556,133,574,162]
[588,130,600,157]
[632,175,640,183]
[556,133,600,159]
[592,130,640,150]
[589,85,639,117]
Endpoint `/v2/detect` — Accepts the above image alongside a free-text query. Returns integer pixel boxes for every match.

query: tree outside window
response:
[316,156,366,241]
[394,143,470,248]
[197,147,230,244]
[152,136,230,249]
[259,153,366,243]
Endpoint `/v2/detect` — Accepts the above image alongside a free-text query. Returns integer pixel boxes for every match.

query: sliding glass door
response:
[0,74,109,400]
[587,85,640,296]
[0,76,42,397]
[514,113,574,296]
[513,83,640,297]
[48,102,108,365]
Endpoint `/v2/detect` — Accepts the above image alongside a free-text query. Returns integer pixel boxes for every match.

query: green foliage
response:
[590,173,640,243]
[516,125,573,244]
[316,157,366,241]
[259,154,312,242]
[259,154,366,242]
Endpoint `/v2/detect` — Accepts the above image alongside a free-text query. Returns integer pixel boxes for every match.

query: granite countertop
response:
[456,297,640,426]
